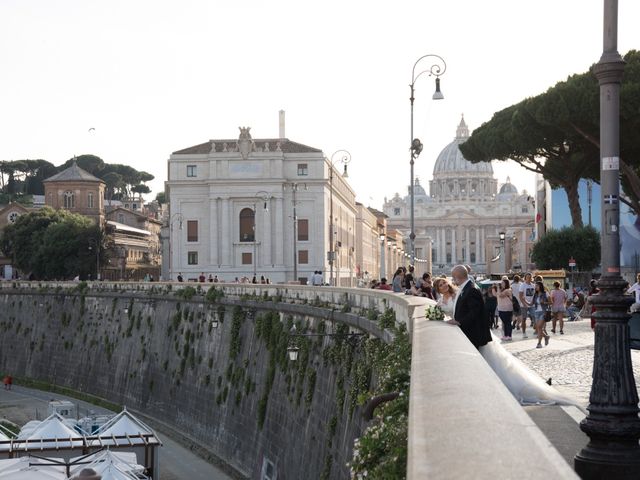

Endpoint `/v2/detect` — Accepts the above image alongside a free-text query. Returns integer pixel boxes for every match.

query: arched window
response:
[88,192,94,209]
[239,208,255,242]
[470,252,476,263]
[63,191,75,209]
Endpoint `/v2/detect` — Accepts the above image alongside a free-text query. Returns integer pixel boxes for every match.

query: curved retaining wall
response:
[0,282,401,479]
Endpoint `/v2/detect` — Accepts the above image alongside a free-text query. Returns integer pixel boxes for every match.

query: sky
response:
[2,0,639,210]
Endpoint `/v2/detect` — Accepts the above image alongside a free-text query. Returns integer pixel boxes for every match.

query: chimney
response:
[279,110,285,139]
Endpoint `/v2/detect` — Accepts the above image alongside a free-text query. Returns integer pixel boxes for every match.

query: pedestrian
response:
[404,266,415,289]
[567,289,585,321]
[484,285,498,330]
[511,274,523,331]
[214,275,219,283]
[419,273,435,299]
[532,281,550,348]
[392,268,404,293]
[143,273,150,282]
[626,273,640,313]
[177,273,184,282]
[198,272,205,283]
[518,273,536,339]
[149,274,154,282]
[208,274,214,282]
[252,275,257,284]
[550,281,567,334]
[3,375,12,390]
[377,278,392,290]
[497,277,514,341]
[588,279,600,329]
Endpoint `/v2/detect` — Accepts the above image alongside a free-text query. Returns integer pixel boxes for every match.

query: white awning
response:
[106,221,151,236]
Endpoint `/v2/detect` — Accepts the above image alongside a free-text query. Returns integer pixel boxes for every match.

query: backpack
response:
[512,295,521,313]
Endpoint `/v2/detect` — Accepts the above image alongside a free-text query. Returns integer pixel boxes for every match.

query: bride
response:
[436,279,577,406]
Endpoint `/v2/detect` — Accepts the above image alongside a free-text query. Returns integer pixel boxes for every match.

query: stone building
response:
[383,117,534,275]
[166,116,356,285]
[43,162,105,224]
[0,202,34,279]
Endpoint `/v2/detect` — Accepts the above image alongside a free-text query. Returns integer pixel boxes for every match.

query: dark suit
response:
[454,280,491,348]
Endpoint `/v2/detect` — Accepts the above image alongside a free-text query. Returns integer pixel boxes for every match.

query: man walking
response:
[447,265,490,348]
[518,273,536,338]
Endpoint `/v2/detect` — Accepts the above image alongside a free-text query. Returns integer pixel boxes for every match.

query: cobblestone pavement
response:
[498,318,640,407]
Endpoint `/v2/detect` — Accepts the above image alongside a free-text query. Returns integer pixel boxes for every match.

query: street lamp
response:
[574,1,640,478]
[499,231,506,274]
[409,54,446,266]
[328,150,351,287]
[253,191,271,278]
[88,237,101,281]
[287,328,365,362]
[379,233,386,280]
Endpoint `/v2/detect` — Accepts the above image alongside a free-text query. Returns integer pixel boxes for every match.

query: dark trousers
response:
[499,311,513,338]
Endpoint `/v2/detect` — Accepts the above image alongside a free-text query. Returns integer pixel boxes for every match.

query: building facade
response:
[384,117,534,275]
[166,123,356,285]
[43,162,105,224]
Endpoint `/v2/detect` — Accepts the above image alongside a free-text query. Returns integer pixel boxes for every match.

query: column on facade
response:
[274,196,284,266]
[221,198,230,267]
[451,228,456,264]
[475,228,480,265]
[465,227,470,265]
[210,198,219,266]
[480,227,485,264]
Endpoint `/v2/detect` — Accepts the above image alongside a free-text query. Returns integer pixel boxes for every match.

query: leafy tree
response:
[155,191,166,205]
[131,184,151,196]
[0,207,102,280]
[530,226,600,271]
[460,50,640,225]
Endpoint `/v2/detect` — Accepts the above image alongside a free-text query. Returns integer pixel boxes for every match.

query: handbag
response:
[544,309,552,322]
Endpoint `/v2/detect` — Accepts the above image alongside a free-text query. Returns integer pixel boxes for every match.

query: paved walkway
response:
[496,317,640,468]
[0,385,232,480]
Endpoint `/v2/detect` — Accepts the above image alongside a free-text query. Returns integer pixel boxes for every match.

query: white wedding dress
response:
[439,296,578,406]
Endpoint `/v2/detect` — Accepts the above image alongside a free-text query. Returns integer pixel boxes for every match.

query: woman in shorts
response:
[550,280,567,334]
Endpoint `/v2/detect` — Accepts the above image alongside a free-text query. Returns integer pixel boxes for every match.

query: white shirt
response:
[628,282,640,303]
[520,281,536,306]
[511,281,522,305]
[453,278,471,320]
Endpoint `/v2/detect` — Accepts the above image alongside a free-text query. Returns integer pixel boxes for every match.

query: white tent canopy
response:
[93,409,156,446]
[15,414,83,449]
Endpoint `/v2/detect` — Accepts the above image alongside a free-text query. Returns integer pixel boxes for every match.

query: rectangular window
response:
[187,220,198,242]
[297,219,309,241]
[117,213,125,223]
[187,251,198,265]
[298,250,309,264]
[242,252,252,265]
[521,206,529,213]
[394,208,400,216]
[297,163,308,176]
[187,165,197,177]
[88,192,94,209]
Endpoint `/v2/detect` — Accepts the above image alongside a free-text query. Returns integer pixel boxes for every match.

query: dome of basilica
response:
[432,116,493,177]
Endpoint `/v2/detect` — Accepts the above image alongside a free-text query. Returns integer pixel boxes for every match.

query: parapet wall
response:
[0,282,403,479]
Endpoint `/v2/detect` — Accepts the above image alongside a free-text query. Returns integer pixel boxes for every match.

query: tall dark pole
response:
[327,150,351,287]
[409,54,446,266]
[574,1,640,477]
[329,166,334,286]
[588,180,593,227]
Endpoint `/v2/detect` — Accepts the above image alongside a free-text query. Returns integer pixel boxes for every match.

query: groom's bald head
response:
[451,265,468,285]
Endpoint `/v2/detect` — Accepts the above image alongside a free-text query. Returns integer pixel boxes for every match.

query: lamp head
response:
[342,164,349,178]
[411,138,423,158]
[432,77,444,100]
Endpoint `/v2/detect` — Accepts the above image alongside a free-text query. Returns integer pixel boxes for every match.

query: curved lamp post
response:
[328,150,351,286]
[253,191,271,278]
[87,237,101,281]
[409,54,446,266]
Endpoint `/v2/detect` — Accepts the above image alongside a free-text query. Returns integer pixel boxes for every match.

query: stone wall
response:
[0,283,400,479]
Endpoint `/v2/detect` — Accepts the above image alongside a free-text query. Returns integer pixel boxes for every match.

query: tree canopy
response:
[460,50,640,226]
[0,207,102,280]
[0,154,155,203]
[530,226,601,271]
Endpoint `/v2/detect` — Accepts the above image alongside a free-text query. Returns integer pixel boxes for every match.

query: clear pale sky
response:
[2,0,639,209]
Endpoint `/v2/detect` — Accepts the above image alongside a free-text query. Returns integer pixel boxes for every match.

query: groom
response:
[447,265,491,348]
